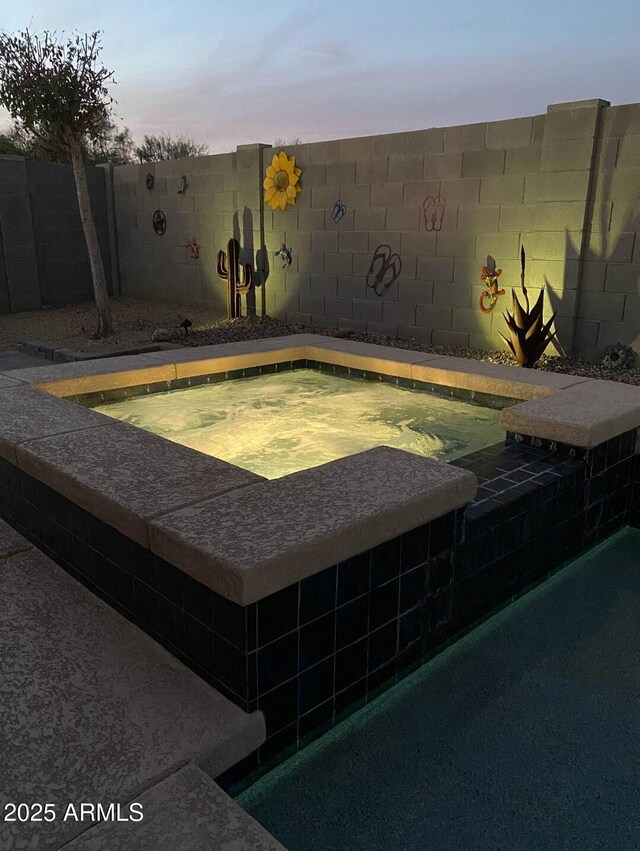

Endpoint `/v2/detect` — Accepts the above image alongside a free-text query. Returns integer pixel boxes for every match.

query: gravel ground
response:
[0,299,225,353]
[184,316,640,386]
[0,298,637,385]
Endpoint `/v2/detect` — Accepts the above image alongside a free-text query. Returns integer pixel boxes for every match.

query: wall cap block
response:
[547,99,610,111]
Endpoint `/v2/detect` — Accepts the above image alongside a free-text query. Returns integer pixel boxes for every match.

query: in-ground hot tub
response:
[88,366,510,479]
[0,332,637,789]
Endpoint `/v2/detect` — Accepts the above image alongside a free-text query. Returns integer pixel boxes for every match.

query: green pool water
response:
[92,369,504,479]
[238,528,640,850]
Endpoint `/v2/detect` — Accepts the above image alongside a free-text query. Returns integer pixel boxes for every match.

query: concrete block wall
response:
[0,156,111,313]
[260,116,549,350]
[113,152,256,315]
[577,103,640,358]
[26,160,112,307]
[0,157,41,312]
[111,98,640,359]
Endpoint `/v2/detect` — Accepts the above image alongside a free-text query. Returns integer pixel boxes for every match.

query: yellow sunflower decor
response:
[263,151,302,211]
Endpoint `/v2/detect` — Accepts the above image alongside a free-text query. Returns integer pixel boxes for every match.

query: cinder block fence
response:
[1,98,639,360]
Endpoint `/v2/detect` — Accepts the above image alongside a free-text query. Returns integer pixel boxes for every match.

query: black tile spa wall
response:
[449,429,636,637]
[0,428,636,793]
[217,431,638,792]
[0,456,258,708]
[631,452,640,529]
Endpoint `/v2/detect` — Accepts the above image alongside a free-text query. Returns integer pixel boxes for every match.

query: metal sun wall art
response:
[331,200,347,223]
[366,244,402,297]
[185,238,200,259]
[152,210,166,235]
[217,237,253,320]
[422,193,446,231]
[274,244,292,269]
[479,265,506,313]
[177,175,189,195]
[145,172,154,190]
[264,151,302,211]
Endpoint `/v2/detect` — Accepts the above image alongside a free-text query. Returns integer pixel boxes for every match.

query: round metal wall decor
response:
[152,210,167,235]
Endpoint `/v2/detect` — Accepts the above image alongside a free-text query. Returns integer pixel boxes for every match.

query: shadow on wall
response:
[574,116,640,360]
[500,118,639,363]
[232,206,269,317]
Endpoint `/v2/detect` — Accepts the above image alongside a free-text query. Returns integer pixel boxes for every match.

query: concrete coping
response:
[60,763,285,850]
[149,447,477,605]
[501,379,640,448]
[1,538,265,851]
[2,332,607,403]
[0,333,637,603]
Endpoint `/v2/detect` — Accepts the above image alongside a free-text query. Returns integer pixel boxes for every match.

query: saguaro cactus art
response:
[216,238,253,319]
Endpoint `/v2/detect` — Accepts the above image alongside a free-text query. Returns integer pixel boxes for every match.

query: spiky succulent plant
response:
[498,246,556,368]
[601,343,634,371]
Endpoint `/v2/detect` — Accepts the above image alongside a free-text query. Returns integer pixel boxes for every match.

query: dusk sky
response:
[2,0,639,153]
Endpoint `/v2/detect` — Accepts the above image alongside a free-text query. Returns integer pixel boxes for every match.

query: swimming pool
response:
[92,368,505,478]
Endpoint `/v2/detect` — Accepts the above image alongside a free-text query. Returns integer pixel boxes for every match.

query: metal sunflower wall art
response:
[263,151,302,211]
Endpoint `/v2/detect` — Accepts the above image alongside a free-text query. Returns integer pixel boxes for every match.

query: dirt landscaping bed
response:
[0,297,637,386]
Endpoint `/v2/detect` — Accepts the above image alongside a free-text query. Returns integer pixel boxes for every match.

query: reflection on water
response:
[93,370,503,479]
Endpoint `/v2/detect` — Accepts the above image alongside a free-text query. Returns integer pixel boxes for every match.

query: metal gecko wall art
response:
[145,173,154,191]
[177,175,189,195]
[422,193,446,231]
[274,244,292,269]
[185,238,200,259]
[366,244,402,297]
[478,265,506,313]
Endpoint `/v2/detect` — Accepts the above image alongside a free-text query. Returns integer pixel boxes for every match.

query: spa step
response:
[59,762,285,850]
[0,520,265,851]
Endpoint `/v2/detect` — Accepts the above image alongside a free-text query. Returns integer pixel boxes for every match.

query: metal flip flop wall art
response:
[422,193,446,231]
[330,200,347,223]
[366,244,402,297]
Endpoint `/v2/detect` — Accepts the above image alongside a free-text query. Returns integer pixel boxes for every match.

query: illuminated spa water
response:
[93,369,504,479]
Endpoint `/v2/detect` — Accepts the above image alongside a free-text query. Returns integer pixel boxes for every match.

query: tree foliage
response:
[0,28,114,337]
[0,116,135,164]
[85,116,135,164]
[134,133,209,162]
[0,29,114,151]
[274,136,302,147]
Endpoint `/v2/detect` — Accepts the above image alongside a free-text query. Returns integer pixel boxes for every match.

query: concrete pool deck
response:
[0,333,637,604]
[0,518,278,851]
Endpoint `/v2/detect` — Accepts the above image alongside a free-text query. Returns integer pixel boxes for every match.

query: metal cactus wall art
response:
[217,238,252,319]
[499,246,556,368]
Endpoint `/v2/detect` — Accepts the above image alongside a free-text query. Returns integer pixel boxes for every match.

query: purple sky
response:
[3,0,640,152]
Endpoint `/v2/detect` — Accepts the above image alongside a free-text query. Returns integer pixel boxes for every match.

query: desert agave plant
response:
[499,246,556,368]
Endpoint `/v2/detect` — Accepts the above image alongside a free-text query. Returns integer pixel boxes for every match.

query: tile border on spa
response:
[67,359,520,412]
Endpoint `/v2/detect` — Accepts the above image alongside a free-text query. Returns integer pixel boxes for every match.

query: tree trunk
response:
[68,136,113,338]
